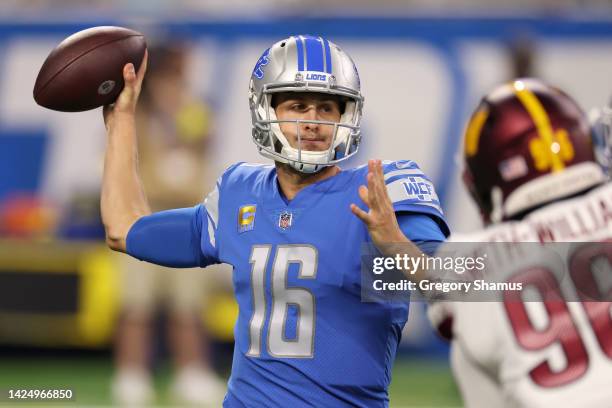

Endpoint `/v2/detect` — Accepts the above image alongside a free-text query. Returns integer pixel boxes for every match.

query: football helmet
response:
[249,35,364,173]
[462,78,607,224]
[590,102,612,176]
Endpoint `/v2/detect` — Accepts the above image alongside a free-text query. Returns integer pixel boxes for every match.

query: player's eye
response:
[319,103,338,115]
[290,103,306,111]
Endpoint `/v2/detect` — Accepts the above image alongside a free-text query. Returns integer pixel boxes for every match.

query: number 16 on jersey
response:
[247,245,318,358]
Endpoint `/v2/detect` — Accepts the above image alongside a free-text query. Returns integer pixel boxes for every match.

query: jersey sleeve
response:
[397,213,445,255]
[383,160,450,237]
[125,204,217,268]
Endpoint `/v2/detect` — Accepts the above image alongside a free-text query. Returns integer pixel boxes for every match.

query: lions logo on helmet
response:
[249,35,364,173]
[253,48,270,80]
[462,78,607,224]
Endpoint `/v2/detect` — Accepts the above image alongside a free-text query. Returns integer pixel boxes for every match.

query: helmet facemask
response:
[249,35,364,173]
[251,85,363,173]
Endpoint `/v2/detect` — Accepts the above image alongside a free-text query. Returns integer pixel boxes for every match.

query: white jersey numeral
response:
[247,245,318,358]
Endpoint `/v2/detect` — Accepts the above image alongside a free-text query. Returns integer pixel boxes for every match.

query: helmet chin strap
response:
[279,145,332,173]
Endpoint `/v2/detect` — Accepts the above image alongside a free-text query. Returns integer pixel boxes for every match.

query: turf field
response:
[0,354,461,407]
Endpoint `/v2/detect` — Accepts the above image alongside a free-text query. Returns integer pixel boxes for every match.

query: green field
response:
[0,355,461,407]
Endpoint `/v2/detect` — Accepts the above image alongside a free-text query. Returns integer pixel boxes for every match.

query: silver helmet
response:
[249,35,364,173]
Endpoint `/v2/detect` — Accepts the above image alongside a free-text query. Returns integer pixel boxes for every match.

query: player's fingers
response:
[123,63,137,85]
[119,63,137,103]
[123,63,137,93]
[369,160,381,192]
[371,160,386,207]
[374,160,391,205]
[132,49,148,94]
[136,49,148,80]
[374,160,385,181]
[368,159,377,179]
[350,204,371,225]
[367,172,381,209]
[358,185,371,208]
[102,104,112,123]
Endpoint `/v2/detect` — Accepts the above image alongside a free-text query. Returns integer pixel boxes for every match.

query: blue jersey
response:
[194,160,449,407]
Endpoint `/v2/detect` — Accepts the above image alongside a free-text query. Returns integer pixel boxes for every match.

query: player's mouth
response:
[299,138,329,150]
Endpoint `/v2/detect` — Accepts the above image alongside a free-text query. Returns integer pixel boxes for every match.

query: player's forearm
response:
[101,113,151,252]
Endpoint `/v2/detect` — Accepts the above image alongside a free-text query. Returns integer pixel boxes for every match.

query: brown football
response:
[33,26,146,112]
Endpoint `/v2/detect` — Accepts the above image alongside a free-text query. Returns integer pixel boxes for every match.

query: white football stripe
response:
[207,214,216,248]
[383,169,424,181]
[203,182,220,227]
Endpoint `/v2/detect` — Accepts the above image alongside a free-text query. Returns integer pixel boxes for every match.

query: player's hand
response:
[351,160,406,248]
[103,49,148,128]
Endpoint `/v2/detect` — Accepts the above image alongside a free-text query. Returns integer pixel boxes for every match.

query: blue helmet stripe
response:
[323,39,332,74]
[304,36,324,72]
[294,36,305,71]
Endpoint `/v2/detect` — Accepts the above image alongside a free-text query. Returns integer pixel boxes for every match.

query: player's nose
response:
[303,106,319,120]
[301,107,320,130]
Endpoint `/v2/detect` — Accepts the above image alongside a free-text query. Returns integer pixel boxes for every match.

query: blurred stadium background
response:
[1,0,612,406]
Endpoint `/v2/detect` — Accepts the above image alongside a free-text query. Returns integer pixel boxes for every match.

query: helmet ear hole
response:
[339,97,348,114]
[273,139,283,153]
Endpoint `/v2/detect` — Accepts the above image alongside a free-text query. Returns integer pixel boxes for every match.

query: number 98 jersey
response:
[429,182,612,408]
[199,161,449,407]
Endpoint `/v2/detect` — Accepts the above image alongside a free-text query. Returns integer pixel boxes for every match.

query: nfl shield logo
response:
[278,211,293,230]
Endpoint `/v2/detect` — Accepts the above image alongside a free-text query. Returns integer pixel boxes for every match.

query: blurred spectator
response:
[111,42,227,407]
[507,34,537,79]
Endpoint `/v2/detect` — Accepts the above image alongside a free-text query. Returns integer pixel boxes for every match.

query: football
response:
[33,26,146,112]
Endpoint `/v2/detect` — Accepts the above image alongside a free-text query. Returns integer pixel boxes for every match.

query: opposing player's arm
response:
[101,53,150,252]
[451,341,505,408]
[427,302,454,340]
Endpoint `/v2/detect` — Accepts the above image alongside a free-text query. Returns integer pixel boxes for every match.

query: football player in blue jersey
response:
[101,35,450,407]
